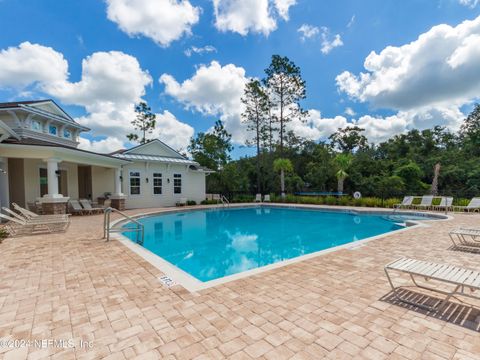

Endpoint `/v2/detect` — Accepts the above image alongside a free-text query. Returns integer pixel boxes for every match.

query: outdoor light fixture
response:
[0,168,6,175]
[55,170,61,176]
[119,175,123,181]
[167,178,170,184]
[146,177,149,183]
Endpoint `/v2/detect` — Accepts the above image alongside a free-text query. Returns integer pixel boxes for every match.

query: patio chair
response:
[384,257,480,311]
[12,203,69,221]
[449,228,480,250]
[394,196,414,209]
[79,199,103,214]
[432,197,453,212]
[69,200,88,215]
[414,195,433,210]
[264,194,271,202]
[177,197,187,206]
[453,197,480,213]
[0,213,70,236]
[255,194,262,202]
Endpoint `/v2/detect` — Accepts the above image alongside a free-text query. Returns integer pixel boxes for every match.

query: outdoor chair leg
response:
[384,268,459,312]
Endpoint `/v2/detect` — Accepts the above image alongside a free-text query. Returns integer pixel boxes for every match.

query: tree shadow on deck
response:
[380,288,480,332]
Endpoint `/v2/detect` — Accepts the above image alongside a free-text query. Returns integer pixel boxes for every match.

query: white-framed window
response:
[173,173,182,194]
[63,128,72,138]
[153,173,162,195]
[129,171,141,195]
[49,125,57,136]
[31,120,42,131]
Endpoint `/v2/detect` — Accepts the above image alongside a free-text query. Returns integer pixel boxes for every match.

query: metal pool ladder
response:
[103,207,144,243]
[219,195,230,207]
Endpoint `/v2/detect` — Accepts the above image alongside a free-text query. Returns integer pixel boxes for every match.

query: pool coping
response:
[110,203,453,292]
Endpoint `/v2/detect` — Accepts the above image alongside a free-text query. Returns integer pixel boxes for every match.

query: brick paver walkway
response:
[0,206,479,359]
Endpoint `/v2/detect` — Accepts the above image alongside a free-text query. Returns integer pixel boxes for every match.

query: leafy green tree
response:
[126,102,157,144]
[241,79,270,192]
[334,154,352,193]
[460,103,480,156]
[273,158,293,198]
[264,55,307,154]
[394,161,428,194]
[329,126,368,153]
[188,120,233,171]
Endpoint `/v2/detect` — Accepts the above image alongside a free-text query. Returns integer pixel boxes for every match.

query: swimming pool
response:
[121,206,443,286]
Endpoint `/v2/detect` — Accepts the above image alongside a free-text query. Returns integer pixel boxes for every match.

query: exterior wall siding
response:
[122,162,206,208]
[91,167,115,201]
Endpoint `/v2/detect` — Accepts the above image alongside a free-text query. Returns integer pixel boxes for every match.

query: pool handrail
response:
[103,207,144,243]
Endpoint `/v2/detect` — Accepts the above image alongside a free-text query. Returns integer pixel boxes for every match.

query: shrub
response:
[201,199,218,205]
[187,200,197,206]
[0,228,9,242]
[231,194,255,203]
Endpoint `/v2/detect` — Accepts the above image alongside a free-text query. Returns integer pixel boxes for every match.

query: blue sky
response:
[0,0,479,157]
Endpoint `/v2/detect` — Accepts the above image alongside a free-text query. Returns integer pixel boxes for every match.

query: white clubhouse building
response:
[0,100,209,214]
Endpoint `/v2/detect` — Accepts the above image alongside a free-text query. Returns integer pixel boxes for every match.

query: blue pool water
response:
[122,206,414,282]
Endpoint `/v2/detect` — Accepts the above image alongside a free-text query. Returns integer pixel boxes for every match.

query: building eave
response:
[0,142,130,168]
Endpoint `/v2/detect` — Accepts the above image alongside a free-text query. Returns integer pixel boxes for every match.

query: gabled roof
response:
[0,120,19,142]
[0,99,73,120]
[0,99,89,131]
[119,139,187,159]
[0,100,49,109]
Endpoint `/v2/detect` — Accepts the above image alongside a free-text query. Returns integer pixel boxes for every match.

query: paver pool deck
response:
[0,205,479,359]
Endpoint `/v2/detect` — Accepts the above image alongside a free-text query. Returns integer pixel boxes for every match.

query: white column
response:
[113,167,124,196]
[44,158,62,198]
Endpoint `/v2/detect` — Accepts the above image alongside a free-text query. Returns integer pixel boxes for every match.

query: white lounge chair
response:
[264,194,271,202]
[255,194,262,202]
[414,195,433,210]
[454,197,480,213]
[79,199,103,214]
[432,197,453,212]
[177,197,187,206]
[394,196,413,209]
[12,203,69,221]
[69,200,88,215]
[0,213,70,236]
[449,228,480,250]
[385,257,480,311]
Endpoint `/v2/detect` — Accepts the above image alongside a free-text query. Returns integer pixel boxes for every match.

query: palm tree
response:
[334,154,352,194]
[273,158,293,199]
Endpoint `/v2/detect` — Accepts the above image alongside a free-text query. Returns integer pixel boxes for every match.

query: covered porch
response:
[0,141,128,214]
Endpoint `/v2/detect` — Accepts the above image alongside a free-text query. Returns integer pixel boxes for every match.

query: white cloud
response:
[273,0,297,20]
[298,24,319,41]
[47,51,152,109]
[347,15,355,28]
[459,0,478,8]
[345,107,356,116]
[78,136,125,153]
[0,42,68,89]
[212,0,296,36]
[320,28,343,54]
[287,110,349,141]
[297,26,343,54]
[336,16,480,110]
[105,0,200,47]
[160,60,248,142]
[286,105,465,144]
[0,42,194,152]
[151,110,194,151]
[184,45,217,57]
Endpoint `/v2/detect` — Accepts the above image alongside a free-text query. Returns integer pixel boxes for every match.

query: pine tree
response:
[264,55,307,154]
[126,102,157,144]
[241,79,270,192]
